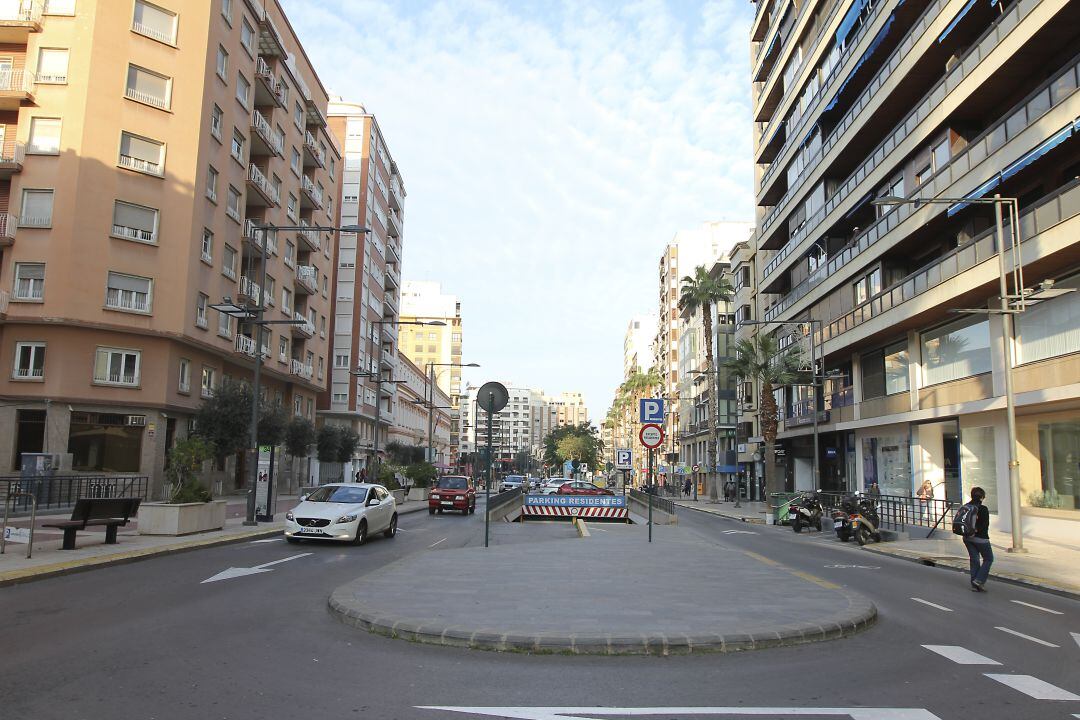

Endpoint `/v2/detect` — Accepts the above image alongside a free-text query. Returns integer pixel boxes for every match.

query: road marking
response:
[249,538,283,543]
[824,564,880,569]
[418,706,945,719]
[743,550,780,566]
[1073,632,1080,649]
[911,598,952,612]
[428,537,447,548]
[791,570,841,590]
[983,674,1080,701]
[721,529,758,535]
[201,553,312,583]
[1010,599,1063,615]
[994,626,1060,647]
[922,645,1001,665]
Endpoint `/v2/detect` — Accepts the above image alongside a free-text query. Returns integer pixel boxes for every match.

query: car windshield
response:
[438,477,468,490]
[305,485,368,504]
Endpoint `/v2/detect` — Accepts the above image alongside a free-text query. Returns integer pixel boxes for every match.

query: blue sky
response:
[282,0,755,419]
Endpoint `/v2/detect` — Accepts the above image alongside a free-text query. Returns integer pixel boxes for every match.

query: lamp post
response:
[425,362,480,468]
[871,193,1071,553]
[212,223,370,526]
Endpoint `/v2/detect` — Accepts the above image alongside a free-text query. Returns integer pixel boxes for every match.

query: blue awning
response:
[835,14,896,102]
[763,119,786,150]
[844,190,874,218]
[938,0,979,43]
[836,0,870,47]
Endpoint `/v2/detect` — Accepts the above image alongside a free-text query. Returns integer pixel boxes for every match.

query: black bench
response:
[42,498,142,550]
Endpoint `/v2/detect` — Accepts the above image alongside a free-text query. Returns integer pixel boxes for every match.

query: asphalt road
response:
[0,505,1076,720]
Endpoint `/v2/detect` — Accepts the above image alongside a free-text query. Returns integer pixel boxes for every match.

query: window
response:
[862,342,909,399]
[287,193,297,220]
[132,0,177,45]
[226,185,241,221]
[210,104,223,140]
[27,117,61,154]
[35,48,68,84]
[318,357,324,380]
[334,354,348,368]
[319,316,326,337]
[294,101,305,129]
[1016,274,1080,364]
[195,293,208,327]
[290,147,301,175]
[206,165,218,202]
[279,336,289,362]
[281,286,292,313]
[201,367,215,397]
[921,317,991,386]
[118,131,164,176]
[329,156,336,178]
[221,0,232,23]
[178,357,191,393]
[240,17,255,54]
[853,268,881,305]
[126,64,170,109]
[112,200,158,243]
[223,244,237,279]
[93,347,140,386]
[44,0,77,14]
[333,392,347,404]
[230,129,245,163]
[69,412,144,472]
[13,342,45,380]
[932,137,950,171]
[216,45,228,80]
[20,190,54,227]
[236,72,250,108]
[106,272,152,312]
[284,240,295,266]
[217,308,232,338]
[265,275,276,305]
[200,228,213,262]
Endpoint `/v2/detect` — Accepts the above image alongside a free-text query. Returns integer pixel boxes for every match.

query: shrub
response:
[166,436,214,503]
[405,462,437,488]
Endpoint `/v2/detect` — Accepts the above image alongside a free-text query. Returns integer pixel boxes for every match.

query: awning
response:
[844,190,875,218]
[763,119,786,150]
[827,13,897,113]
[938,0,979,43]
[835,0,870,48]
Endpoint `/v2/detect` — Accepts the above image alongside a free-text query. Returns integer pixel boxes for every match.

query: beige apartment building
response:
[0,0,341,495]
[386,351,452,466]
[320,97,405,469]
[739,0,1080,540]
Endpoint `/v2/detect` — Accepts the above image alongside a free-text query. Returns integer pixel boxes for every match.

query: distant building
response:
[623,314,657,380]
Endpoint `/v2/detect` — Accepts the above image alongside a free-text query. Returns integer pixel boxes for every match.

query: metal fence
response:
[1,475,150,515]
[816,491,956,537]
[629,489,676,515]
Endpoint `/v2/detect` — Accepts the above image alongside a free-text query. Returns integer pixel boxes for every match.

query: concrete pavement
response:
[674,497,770,523]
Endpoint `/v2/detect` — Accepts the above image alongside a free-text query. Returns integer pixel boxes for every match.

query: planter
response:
[407,487,429,502]
[391,489,406,504]
[138,500,228,536]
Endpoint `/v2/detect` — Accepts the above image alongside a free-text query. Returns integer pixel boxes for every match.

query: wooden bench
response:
[41,498,142,550]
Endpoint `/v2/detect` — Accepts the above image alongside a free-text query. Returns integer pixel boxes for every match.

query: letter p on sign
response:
[639,398,665,424]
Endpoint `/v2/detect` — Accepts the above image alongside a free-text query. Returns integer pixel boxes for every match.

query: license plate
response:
[833,520,844,529]
[441,501,454,505]
[298,527,321,534]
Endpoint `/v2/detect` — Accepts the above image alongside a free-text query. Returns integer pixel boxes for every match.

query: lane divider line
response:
[1072,632,1080,650]
[984,674,1080,701]
[911,597,953,612]
[922,645,1001,665]
[741,551,840,590]
[428,538,447,548]
[1010,599,1063,615]
[994,626,1060,648]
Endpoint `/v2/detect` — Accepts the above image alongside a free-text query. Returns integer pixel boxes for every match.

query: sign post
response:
[639,423,664,543]
[477,381,509,548]
[615,449,632,500]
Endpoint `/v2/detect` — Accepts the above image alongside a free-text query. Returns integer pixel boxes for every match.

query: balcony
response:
[388,175,403,210]
[243,219,279,257]
[0,288,8,317]
[235,334,257,358]
[0,1,42,43]
[250,109,284,157]
[295,265,317,295]
[246,163,279,207]
[0,213,17,246]
[296,222,320,252]
[304,97,326,129]
[387,208,402,238]
[386,238,401,264]
[302,131,325,168]
[238,276,261,305]
[383,291,398,316]
[384,263,399,290]
[244,0,286,56]
[0,69,32,110]
[299,175,322,209]
[254,56,286,108]
[291,311,315,338]
[0,141,22,177]
[291,359,314,380]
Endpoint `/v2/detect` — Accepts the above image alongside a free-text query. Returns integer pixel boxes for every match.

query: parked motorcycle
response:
[849,494,882,545]
[789,492,823,533]
[833,494,858,541]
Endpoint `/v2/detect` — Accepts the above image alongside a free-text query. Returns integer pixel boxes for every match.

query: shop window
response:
[13,409,46,471]
[1015,274,1080,365]
[1035,420,1080,511]
[921,317,990,386]
[68,412,144,472]
[861,434,911,496]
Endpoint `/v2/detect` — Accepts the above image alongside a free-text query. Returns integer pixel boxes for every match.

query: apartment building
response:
[623,314,656,381]
[321,97,404,469]
[742,0,1080,539]
[0,0,341,494]
[458,383,535,472]
[398,280,464,463]
[386,351,452,465]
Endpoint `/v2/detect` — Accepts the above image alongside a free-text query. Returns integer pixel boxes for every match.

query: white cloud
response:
[282,0,753,416]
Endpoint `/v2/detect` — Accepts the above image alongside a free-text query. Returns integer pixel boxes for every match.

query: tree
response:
[165,436,213,503]
[316,424,343,463]
[257,402,289,447]
[193,379,252,460]
[405,462,437,488]
[335,427,360,465]
[679,264,734,501]
[543,423,602,475]
[284,417,315,459]
[386,441,424,465]
[722,334,806,507]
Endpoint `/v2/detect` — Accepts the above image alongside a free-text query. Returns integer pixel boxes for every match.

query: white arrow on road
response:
[1072,632,1080,649]
[721,529,758,535]
[418,707,945,719]
[249,537,283,544]
[201,553,311,583]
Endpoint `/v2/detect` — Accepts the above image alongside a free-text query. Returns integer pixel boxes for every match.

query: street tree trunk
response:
[703,305,719,502]
[759,379,780,509]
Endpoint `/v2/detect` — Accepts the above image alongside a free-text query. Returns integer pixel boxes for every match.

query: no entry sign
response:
[639,423,664,449]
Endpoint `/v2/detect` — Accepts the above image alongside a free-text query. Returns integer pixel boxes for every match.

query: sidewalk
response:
[674,498,770,524]
[0,495,431,587]
[862,528,1080,600]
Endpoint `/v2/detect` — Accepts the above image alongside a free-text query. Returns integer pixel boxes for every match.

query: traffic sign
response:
[615,449,633,470]
[639,398,665,424]
[639,423,664,449]
[693,464,700,472]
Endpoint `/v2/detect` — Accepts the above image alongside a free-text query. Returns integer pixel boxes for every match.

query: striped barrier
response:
[522,504,628,519]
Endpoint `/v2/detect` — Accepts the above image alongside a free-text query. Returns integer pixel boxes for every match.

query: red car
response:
[429,475,476,515]
[555,481,614,496]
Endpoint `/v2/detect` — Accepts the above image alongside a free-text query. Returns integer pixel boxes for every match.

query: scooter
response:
[789,492,823,533]
[833,494,858,541]
[849,495,882,546]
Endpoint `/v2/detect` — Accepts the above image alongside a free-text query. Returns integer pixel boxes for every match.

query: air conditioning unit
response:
[126,415,147,426]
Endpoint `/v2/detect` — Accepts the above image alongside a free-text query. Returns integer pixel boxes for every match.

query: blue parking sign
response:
[639,398,665,424]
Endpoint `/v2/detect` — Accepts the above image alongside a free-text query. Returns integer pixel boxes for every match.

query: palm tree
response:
[678,265,734,501]
[722,334,806,508]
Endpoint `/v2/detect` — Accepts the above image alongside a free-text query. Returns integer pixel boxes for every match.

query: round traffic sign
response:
[477,381,509,413]
[639,423,664,449]
[693,464,700,472]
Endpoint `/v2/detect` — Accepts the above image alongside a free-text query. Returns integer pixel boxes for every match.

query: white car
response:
[541,478,569,495]
[285,483,397,544]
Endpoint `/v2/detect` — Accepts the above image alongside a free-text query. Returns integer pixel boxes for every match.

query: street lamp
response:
[871,193,1072,553]
[212,223,370,526]
[423,362,480,468]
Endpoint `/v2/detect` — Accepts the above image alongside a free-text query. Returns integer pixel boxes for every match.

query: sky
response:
[282,0,756,419]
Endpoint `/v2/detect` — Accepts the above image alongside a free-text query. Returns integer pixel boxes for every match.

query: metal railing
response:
[629,488,676,514]
[0,475,149,516]
[816,491,957,536]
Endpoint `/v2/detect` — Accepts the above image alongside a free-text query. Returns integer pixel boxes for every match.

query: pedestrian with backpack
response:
[953,486,992,592]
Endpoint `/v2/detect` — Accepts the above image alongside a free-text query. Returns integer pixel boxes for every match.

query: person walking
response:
[916,479,934,522]
[961,486,993,592]
[683,478,692,497]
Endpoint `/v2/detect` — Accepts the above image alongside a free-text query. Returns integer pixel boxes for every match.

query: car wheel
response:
[285,536,300,544]
[384,514,397,539]
[469,504,476,514]
[352,519,367,546]
[428,506,436,515]
[437,507,443,514]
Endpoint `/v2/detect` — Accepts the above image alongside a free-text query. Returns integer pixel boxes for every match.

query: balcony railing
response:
[0,141,23,167]
[300,175,323,208]
[303,131,325,167]
[251,109,284,155]
[297,222,320,252]
[118,154,162,176]
[291,359,313,380]
[238,276,261,303]
[0,69,33,94]
[0,213,18,243]
[0,289,10,315]
[255,56,285,106]
[293,311,315,337]
[0,1,43,23]
[123,85,169,109]
[235,334,256,357]
[295,265,317,294]
[247,163,280,205]
[112,223,155,243]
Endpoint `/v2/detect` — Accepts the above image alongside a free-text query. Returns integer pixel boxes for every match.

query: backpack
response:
[952,502,978,537]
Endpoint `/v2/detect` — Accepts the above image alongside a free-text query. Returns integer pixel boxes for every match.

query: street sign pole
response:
[485,407,492,548]
[648,447,653,543]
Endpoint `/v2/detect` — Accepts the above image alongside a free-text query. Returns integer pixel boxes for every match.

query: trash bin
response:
[770,492,799,525]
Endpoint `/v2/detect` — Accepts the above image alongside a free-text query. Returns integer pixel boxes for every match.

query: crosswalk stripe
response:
[922,645,1001,665]
[1010,599,1064,615]
[984,674,1080,701]
[994,626,1060,648]
[911,597,952,612]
